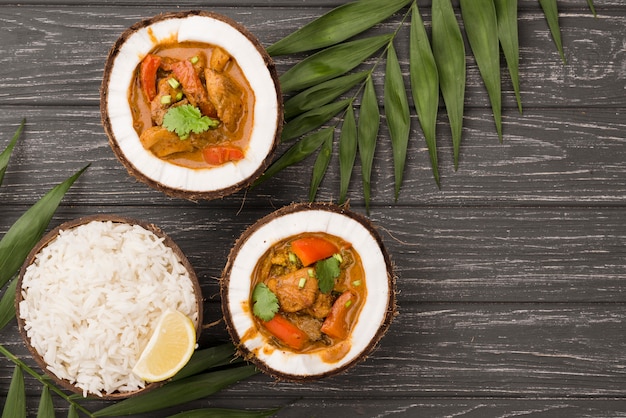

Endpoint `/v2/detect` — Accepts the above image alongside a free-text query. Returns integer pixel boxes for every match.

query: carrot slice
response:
[262,314,309,350]
[291,236,339,266]
[321,291,355,340]
[140,54,162,101]
[202,145,245,165]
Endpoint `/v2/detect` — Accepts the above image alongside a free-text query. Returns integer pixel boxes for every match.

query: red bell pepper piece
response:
[140,54,162,101]
[202,145,245,165]
[320,291,355,340]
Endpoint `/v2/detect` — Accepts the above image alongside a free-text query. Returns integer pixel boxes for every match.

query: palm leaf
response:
[538,0,566,63]
[0,119,25,187]
[171,343,236,381]
[267,0,412,55]
[94,365,258,416]
[0,165,89,289]
[339,105,357,204]
[282,99,351,141]
[0,278,17,331]
[309,133,334,201]
[167,408,279,418]
[432,0,466,170]
[36,386,55,418]
[408,2,440,188]
[2,366,25,418]
[385,42,412,197]
[66,405,79,418]
[284,71,368,120]
[495,0,522,113]
[587,0,597,17]
[460,0,503,141]
[357,76,380,213]
[279,34,392,93]
[254,128,334,186]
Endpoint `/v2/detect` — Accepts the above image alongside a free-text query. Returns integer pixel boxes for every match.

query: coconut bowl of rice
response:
[15,215,203,399]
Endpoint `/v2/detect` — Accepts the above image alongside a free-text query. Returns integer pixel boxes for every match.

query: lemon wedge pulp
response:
[132,309,196,382]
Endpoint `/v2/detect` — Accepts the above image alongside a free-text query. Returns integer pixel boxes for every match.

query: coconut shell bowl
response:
[100,11,283,200]
[15,215,203,399]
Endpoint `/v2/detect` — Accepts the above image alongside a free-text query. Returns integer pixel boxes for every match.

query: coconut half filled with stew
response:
[221,203,396,380]
[16,215,202,399]
[100,11,282,200]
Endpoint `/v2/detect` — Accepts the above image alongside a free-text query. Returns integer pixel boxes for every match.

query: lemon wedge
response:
[132,309,196,382]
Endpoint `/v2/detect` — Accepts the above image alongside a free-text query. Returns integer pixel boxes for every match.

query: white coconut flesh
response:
[224,206,394,379]
[103,13,280,194]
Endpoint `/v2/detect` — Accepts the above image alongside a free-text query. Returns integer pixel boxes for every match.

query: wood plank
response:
[2,205,625,304]
[0,7,622,108]
[2,304,625,407]
[0,106,625,207]
[0,1,616,8]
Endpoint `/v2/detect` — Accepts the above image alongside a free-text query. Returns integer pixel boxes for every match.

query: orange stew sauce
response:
[250,232,367,360]
[129,41,255,169]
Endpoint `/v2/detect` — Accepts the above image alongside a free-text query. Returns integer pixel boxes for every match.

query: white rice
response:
[19,220,199,397]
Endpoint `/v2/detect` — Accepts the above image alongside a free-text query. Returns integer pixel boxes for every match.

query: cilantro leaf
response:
[252,283,279,321]
[315,256,341,294]
[162,104,219,139]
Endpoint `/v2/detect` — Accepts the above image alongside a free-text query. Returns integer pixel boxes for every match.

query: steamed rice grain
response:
[19,220,199,397]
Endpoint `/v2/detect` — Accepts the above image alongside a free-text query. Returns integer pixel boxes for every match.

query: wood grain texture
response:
[1,1,625,417]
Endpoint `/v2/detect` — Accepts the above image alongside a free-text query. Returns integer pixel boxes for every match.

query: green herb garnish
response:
[162,104,219,140]
[315,255,341,294]
[251,283,279,321]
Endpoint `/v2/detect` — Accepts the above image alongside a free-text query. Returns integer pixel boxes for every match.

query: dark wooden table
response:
[2,1,626,416]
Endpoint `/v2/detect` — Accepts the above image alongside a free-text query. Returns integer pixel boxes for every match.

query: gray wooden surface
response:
[1,1,626,417]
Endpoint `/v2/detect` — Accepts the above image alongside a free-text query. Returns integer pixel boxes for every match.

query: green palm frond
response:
[264,0,597,205]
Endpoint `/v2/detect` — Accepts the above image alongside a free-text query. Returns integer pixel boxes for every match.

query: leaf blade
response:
[587,0,597,17]
[0,119,25,187]
[309,132,334,201]
[284,71,368,120]
[495,0,522,113]
[338,105,357,204]
[267,0,412,56]
[279,34,392,94]
[253,128,334,187]
[460,0,503,141]
[171,343,236,382]
[432,0,466,170]
[167,408,279,418]
[94,365,258,416]
[385,42,412,197]
[0,165,89,289]
[0,278,17,331]
[538,0,566,63]
[408,3,440,188]
[2,366,25,418]
[357,76,380,213]
[36,386,55,418]
[67,404,79,418]
[282,99,350,142]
